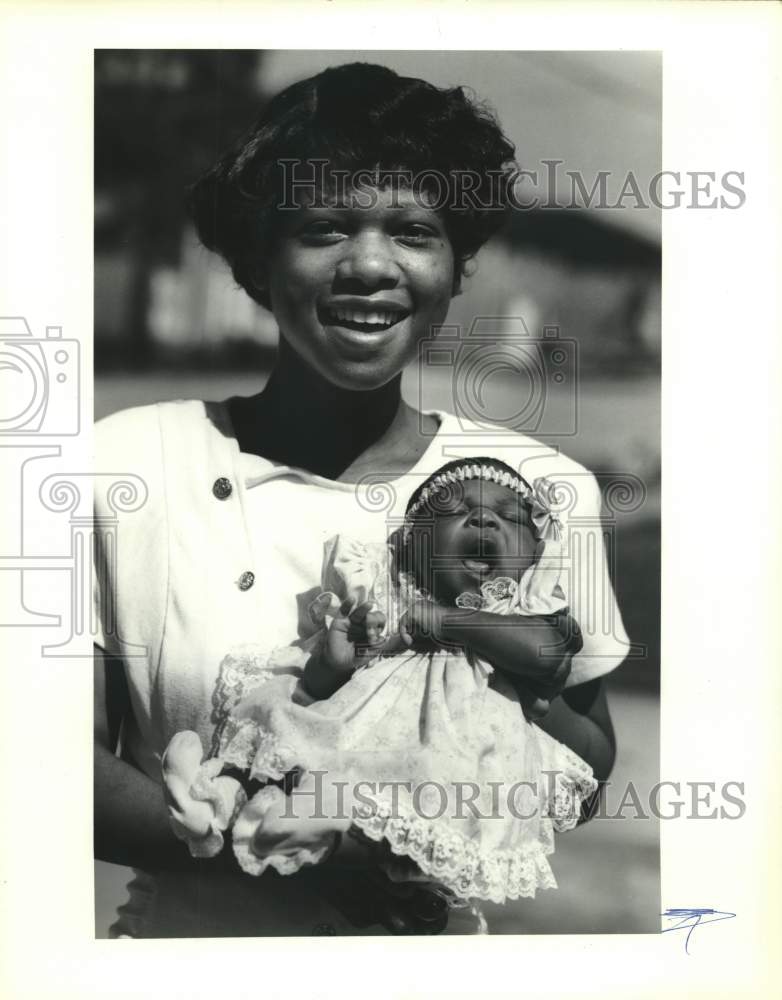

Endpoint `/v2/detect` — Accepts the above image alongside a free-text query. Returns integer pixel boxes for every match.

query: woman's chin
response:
[324,358,405,392]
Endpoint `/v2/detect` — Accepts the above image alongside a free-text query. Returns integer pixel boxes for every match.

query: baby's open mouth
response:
[320,306,409,333]
[462,559,494,576]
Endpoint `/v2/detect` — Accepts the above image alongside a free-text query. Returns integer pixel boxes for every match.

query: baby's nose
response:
[467,507,500,530]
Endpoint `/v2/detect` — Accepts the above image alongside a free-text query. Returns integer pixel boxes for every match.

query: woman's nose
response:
[467,507,501,530]
[334,232,401,290]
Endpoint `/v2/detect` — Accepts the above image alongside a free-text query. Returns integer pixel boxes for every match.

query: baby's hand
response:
[398,599,447,648]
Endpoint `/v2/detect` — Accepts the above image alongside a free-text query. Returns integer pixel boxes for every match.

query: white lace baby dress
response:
[162,532,597,906]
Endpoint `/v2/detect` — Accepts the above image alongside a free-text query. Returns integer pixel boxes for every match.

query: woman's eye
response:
[396,224,437,246]
[299,220,346,243]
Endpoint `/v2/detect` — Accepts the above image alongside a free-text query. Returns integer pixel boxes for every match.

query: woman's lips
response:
[325,325,404,357]
[319,305,410,334]
[320,311,409,357]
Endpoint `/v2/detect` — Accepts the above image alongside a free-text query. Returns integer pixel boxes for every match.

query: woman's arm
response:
[535,677,616,785]
[438,608,616,783]
[402,602,615,786]
[94,649,198,872]
[95,651,451,933]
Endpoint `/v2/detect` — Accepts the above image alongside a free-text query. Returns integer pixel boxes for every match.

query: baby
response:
[163,458,596,909]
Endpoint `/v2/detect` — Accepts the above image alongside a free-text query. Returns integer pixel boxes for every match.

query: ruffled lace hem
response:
[161,731,247,859]
[221,719,303,781]
[352,795,558,905]
[540,742,598,832]
[217,720,596,891]
[231,786,336,876]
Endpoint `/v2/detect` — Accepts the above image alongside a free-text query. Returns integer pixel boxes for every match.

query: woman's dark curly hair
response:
[188,62,518,309]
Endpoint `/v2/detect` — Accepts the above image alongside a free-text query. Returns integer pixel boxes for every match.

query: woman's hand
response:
[321,829,450,934]
[510,614,578,719]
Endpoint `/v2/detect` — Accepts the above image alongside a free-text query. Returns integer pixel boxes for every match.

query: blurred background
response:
[94,50,660,936]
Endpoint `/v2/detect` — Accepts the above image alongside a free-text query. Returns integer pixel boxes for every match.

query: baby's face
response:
[410,479,537,604]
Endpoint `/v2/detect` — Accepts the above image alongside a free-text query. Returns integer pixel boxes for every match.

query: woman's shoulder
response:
[431,411,601,511]
[95,398,215,440]
[95,398,231,462]
[93,399,237,522]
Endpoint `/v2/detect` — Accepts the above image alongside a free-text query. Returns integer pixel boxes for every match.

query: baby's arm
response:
[404,601,581,716]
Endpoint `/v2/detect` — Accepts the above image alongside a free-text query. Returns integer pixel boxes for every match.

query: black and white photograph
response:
[93,49,661,938]
[1,2,780,995]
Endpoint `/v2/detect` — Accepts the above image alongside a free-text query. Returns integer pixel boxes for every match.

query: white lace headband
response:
[402,464,564,545]
[405,463,531,522]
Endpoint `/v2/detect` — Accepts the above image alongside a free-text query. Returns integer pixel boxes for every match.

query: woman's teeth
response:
[324,307,404,329]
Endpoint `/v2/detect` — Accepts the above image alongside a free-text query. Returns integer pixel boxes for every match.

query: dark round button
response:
[312,923,336,936]
[238,571,255,591]
[212,477,233,500]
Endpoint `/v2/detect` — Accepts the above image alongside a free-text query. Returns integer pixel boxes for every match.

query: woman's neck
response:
[231,344,421,480]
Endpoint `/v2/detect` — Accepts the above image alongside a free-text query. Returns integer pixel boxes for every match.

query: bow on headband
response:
[528,476,566,544]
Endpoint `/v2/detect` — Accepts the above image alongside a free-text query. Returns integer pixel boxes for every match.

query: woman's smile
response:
[317,295,413,356]
[318,297,412,332]
[323,320,407,359]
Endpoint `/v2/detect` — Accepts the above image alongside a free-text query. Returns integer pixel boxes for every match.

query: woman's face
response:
[265,184,456,390]
[410,479,538,604]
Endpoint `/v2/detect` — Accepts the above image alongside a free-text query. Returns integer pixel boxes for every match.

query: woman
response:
[93,62,628,937]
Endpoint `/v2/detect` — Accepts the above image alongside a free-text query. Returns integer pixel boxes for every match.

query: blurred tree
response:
[95,50,264,366]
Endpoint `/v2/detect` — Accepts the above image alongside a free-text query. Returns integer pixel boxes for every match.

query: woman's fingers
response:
[514,679,552,720]
[521,694,551,721]
[365,871,449,935]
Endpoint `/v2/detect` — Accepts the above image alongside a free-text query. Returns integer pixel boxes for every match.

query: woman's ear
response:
[248,268,272,312]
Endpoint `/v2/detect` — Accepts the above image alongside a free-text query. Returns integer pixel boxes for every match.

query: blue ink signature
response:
[661,908,736,954]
